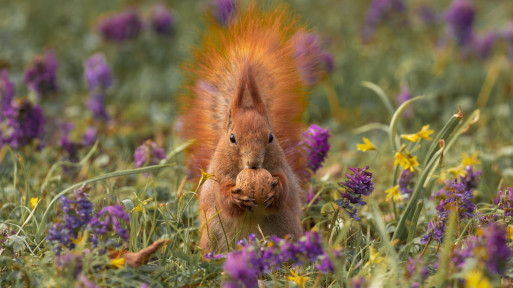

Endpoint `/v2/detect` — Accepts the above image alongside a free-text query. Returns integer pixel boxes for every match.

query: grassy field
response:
[1,0,513,287]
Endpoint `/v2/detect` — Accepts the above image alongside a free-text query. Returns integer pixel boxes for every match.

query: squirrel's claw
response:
[264,190,276,208]
[231,188,256,212]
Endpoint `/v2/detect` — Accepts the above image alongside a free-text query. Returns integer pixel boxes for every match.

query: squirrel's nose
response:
[245,159,261,169]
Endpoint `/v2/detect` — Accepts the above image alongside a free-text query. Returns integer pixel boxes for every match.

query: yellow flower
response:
[462,152,480,166]
[363,247,384,270]
[110,256,125,268]
[448,165,467,178]
[507,226,513,240]
[394,152,419,172]
[385,185,403,202]
[30,197,38,209]
[400,125,434,143]
[22,197,39,209]
[464,269,491,288]
[131,198,153,213]
[198,168,216,187]
[357,137,376,152]
[287,269,309,288]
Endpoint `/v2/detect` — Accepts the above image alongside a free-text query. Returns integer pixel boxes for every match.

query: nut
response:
[235,168,273,205]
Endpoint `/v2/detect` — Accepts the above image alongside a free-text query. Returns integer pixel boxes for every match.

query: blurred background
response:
[1,0,512,194]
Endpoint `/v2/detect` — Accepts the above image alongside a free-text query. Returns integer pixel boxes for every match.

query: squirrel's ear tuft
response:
[231,63,267,116]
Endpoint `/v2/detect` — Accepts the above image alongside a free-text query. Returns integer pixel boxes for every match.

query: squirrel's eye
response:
[269,133,274,143]
[230,133,236,144]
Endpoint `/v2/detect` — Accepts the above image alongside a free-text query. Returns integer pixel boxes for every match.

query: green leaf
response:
[6,235,26,253]
[361,81,396,116]
[389,96,424,151]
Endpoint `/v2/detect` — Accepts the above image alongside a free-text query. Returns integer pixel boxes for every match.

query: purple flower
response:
[24,51,58,98]
[59,122,80,164]
[134,140,166,177]
[2,98,45,148]
[445,0,475,46]
[495,187,513,217]
[340,167,374,197]
[291,31,334,86]
[150,4,174,35]
[472,32,496,59]
[77,274,100,288]
[82,126,97,147]
[47,186,93,254]
[399,169,415,198]
[85,53,112,93]
[97,8,143,43]
[89,205,130,247]
[397,84,413,117]
[306,184,321,204]
[301,124,330,173]
[56,252,83,276]
[205,251,227,260]
[482,223,511,276]
[417,4,438,25]
[406,256,428,286]
[459,165,481,190]
[84,53,112,120]
[223,249,259,288]
[350,276,366,288]
[336,166,374,219]
[362,0,407,43]
[0,70,15,120]
[209,0,237,26]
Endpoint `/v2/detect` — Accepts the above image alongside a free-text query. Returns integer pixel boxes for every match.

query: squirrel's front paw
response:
[264,177,280,208]
[231,187,257,212]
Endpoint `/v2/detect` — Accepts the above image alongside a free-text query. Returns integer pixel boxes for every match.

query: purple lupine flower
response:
[397,84,413,117]
[495,187,513,217]
[399,169,415,198]
[84,53,112,120]
[482,223,511,276]
[472,32,496,59]
[56,252,83,276]
[134,140,166,177]
[59,122,80,164]
[82,126,97,147]
[306,184,321,204]
[205,251,227,260]
[209,0,237,26]
[77,274,100,288]
[47,223,74,254]
[361,0,407,43]
[350,276,366,288]
[301,124,330,173]
[316,253,334,273]
[223,249,259,288]
[47,186,93,254]
[24,51,58,98]
[150,3,174,35]
[3,98,45,148]
[89,205,130,247]
[422,180,476,244]
[291,31,334,86]
[445,0,475,46]
[0,70,15,120]
[85,53,112,93]
[97,8,143,43]
[336,166,374,219]
[459,165,481,190]
[406,256,428,287]
[417,4,438,25]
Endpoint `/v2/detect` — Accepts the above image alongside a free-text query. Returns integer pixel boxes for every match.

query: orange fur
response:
[178,2,312,252]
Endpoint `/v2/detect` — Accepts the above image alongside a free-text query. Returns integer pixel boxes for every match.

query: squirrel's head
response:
[224,65,276,170]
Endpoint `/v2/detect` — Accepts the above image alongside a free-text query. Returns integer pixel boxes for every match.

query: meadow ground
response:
[1,0,513,287]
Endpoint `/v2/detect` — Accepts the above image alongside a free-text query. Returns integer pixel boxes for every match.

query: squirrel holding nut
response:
[179,3,319,252]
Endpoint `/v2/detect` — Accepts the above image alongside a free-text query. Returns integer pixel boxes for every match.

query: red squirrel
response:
[179,3,316,252]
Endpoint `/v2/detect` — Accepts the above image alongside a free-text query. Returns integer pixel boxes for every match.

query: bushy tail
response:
[178,2,315,183]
